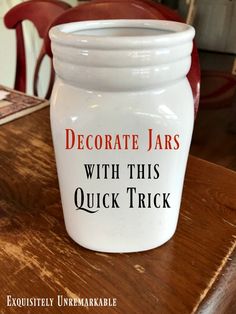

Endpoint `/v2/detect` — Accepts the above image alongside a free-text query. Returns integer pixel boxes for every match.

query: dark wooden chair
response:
[200,70,236,109]
[4,0,71,99]
[44,0,200,114]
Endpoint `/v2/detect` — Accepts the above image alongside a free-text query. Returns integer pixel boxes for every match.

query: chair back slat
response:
[4,0,71,98]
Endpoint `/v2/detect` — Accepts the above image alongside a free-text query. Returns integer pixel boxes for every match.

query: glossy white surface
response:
[50,20,195,253]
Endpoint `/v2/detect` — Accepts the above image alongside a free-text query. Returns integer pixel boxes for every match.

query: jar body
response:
[50,19,195,252]
[50,77,194,253]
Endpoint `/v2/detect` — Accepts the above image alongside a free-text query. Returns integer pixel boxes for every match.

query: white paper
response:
[0,90,10,100]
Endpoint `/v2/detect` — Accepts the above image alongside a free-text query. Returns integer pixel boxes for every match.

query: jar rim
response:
[49,19,195,50]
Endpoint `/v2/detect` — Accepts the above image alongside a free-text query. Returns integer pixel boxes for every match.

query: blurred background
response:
[1,0,236,170]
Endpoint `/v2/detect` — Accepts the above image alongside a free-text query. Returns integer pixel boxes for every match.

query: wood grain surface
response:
[0,107,236,314]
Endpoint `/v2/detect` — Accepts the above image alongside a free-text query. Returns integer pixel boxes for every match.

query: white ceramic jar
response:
[50,20,195,253]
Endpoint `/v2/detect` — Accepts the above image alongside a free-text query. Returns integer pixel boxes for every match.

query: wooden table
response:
[0,107,236,314]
